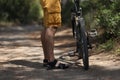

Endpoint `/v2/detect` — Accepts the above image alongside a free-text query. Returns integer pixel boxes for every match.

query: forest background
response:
[0,0,120,54]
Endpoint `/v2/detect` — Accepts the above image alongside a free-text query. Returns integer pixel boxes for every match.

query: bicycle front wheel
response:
[79,18,89,70]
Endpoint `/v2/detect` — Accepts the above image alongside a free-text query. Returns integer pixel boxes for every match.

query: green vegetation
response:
[0,0,119,51]
[80,0,120,51]
[97,0,120,39]
[99,39,114,51]
[81,0,120,39]
[0,0,41,23]
[115,48,120,56]
[61,0,73,24]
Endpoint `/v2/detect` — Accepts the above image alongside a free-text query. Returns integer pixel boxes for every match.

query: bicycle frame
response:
[71,0,90,70]
[73,0,82,16]
[71,0,83,38]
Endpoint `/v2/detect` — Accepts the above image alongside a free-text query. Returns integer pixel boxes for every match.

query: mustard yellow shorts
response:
[43,10,61,28]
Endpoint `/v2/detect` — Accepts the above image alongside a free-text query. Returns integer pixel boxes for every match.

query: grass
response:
[99,39,114,51]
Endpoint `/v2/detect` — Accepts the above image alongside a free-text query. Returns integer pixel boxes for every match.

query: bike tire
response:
[78,18,89,70]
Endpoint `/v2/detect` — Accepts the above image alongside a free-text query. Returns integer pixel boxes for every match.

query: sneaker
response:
[43,59,48,67]
[47,59,69,70]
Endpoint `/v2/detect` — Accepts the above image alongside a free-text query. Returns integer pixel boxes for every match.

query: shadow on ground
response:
[0,59,120,80]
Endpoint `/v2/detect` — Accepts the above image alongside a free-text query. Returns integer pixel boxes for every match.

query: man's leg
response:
[45,27,57,62]
[41,29,49,60]
[44,27,69,70]
[41,27,57,62]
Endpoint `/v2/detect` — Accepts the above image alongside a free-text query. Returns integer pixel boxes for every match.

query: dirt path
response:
[0,25,120,80]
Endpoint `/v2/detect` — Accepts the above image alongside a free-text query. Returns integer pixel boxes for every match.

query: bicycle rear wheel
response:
[77,18,89,70]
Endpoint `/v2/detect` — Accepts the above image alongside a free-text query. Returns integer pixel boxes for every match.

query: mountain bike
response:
[71,0,91,70]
